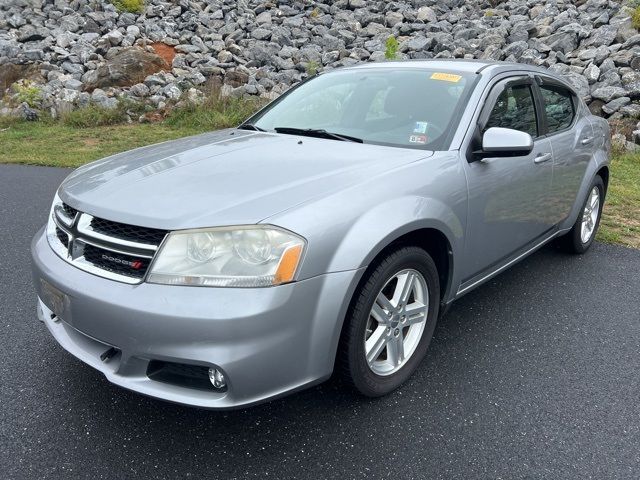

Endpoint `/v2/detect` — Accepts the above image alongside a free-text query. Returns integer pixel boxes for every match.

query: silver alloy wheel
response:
[364,269,429,376]
[580,186,601,244]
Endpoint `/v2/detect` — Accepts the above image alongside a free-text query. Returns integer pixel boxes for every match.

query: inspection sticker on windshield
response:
[413,121,429,134]
[430,72,462,83]
[409,134,428,144]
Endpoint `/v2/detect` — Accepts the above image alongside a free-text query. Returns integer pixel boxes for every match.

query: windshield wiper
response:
[237,123,266,132]
[274,127,363,143]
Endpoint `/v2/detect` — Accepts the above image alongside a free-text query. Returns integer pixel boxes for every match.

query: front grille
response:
[49,203,164,284]
[55,226,69,248]
[90,217,167,245]
[82,244,150,279]
[61,203,78,219]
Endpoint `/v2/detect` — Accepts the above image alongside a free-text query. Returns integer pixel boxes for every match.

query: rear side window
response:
[540,85,575,133]
[485,84,538,137]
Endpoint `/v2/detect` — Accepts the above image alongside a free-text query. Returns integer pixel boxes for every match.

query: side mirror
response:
[481,127,534,157]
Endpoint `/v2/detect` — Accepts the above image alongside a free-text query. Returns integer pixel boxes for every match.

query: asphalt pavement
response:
[1,164,639,479]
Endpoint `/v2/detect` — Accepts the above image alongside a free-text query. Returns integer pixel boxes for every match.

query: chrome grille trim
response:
[47,202,167,284]
[76,215,158,253]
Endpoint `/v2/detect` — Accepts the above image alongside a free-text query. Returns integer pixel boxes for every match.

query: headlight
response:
[147,226,306,287]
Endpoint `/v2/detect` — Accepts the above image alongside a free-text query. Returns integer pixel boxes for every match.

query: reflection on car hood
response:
[60,130,433,229]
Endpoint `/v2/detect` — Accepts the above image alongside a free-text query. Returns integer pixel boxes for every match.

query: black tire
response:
[337,246,440,397]
[559,175,605,254]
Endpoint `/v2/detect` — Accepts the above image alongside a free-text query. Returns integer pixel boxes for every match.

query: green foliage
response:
[61,105,128,128]
[12,80,42,108]
[164,90,266,130]
[597,152,640,249]
[112,0,144,14]
[60,98,145,128]
[306,60,321,75]
[385,36,399,60]
[632,6,640,29]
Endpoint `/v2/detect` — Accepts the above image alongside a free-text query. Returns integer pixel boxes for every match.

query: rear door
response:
[462,76,554,281]
[535,77,594,225]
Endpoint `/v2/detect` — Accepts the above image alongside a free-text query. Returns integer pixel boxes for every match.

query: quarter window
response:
[485,84,538,137]
[540,85,575,133]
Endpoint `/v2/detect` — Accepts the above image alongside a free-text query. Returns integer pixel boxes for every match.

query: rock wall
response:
[1,0,639,140]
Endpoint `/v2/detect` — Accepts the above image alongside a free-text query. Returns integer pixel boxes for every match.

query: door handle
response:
[581,137,594,145]
[534,153,552,164]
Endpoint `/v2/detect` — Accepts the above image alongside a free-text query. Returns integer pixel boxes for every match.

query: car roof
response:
[341,59,575,93]
[345,59,559,77]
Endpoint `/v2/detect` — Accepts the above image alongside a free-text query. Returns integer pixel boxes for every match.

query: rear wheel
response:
[559,175,605,254]
[338,247,440,397]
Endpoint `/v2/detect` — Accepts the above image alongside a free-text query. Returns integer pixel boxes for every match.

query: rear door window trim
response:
[535,76,578,138]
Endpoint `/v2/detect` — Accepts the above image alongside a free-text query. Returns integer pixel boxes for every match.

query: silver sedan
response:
[31,60,610,408]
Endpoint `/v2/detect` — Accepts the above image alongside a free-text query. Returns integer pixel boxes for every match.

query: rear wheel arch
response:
[596,165,609,194]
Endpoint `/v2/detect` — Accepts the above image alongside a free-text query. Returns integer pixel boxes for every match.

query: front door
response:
[462,79,554,282]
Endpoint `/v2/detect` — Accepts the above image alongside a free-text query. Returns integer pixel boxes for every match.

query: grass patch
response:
[597,152,640,249]
[0,121,206,168]
[632,6,640,29]
[164,94,265,131]
[0,92,263,168]
[112,0,145,14]
[61,104,129,128]
[384,36,399,60]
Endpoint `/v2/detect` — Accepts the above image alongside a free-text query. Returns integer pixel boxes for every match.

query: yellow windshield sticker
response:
[430,72,462,83]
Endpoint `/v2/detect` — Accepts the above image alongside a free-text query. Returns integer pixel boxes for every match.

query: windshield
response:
[249,68,477,150]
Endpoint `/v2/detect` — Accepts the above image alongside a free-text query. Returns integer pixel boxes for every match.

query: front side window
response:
[485,84,538,137]
[250,69,477,150]
[540,85,575,133]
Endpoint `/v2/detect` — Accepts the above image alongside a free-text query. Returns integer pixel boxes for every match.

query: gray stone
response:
[385,11,404,27]
[620,103,640,118]
[563,72,590,99]
[217,50,233,63]
[251,28,272,41]
[18,102,38,121]
[144,74,166,87]
[255,12,272,25]
[104,30,124,46]
[602,97,631,115]
[585,24,617,47]
[64,78,83,90]
[622,71,640,98]
[129,83,150,97]
[546,31,578,53]
[162,84,182,100]
[61,61,84,75]
[591,86,628,103]
[584,63,600,84]
[91,89,118,109]
[416,7,437,23]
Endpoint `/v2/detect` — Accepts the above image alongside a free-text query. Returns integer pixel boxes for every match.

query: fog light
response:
[208,368,226,389]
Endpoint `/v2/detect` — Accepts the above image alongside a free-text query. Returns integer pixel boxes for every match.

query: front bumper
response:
[31,227,362,409]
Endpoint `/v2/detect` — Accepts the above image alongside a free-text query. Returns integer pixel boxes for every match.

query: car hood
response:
[60,130,433,229]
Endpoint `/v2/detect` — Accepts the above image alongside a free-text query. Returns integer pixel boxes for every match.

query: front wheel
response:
[337,247,440,397]
[559,175,605,254]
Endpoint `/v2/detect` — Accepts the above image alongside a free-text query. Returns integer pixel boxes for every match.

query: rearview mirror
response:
[481,127,533,157]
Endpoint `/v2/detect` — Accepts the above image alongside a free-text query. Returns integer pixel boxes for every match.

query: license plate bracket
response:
[40,279,69,320]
